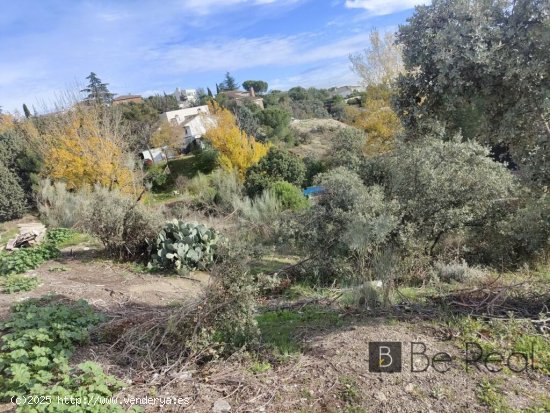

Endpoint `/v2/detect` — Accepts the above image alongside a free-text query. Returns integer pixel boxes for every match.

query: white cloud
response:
[149,32,371,74]
[269,61,360,90]
[181,0,299,15]
[344,0,429,16]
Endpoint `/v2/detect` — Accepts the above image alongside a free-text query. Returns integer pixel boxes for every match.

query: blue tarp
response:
[303,186,325,197]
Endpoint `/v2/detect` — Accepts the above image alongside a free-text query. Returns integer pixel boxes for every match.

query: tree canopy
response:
[81,72,115,104]
[242,80,268,94]
[219,72,239,92]
[394,0,550,185]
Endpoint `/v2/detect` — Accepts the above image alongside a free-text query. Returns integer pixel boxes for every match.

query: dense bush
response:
[290,99,330,119]
[144,163,168,191]
[149,220,219,272]
[363,138,518,257]
[0,161,27,222]
[211,169,242,213]
[0,130,42,206]
[232,191,282,226]
[329,127,367,173]
[287,168,400,283]
[244,148,305,197]
[303,157,327,187]
[269,181,309,211]
[194,148,219,175]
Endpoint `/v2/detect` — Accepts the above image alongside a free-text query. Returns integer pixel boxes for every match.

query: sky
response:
[0,0,427,113]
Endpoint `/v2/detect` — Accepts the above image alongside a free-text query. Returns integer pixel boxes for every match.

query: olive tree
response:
[363,138,518,255]
[395,0,550,185]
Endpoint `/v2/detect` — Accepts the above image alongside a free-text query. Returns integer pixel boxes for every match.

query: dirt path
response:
[158,319,550,412]
[0,247,209,319]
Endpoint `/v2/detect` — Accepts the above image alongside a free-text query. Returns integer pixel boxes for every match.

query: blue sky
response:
[0,0,426,113]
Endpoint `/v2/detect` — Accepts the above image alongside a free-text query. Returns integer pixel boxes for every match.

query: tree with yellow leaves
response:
[344,85,403,156]
[204,101,270,180]
[0,113,15,134]
[41,105,140,193]
[150,120,181,151]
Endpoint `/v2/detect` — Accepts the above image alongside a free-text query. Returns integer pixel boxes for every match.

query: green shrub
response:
[186,173,216,206]
[232,191,282,225]
[149,220,219,272]
[0,130,42,208]
[329,127,366,174]
[145,164,168,191]
[284,167,400,283]
[211,169,242,213]
[38,182,163,260]
[363,138,518,258]
[194,149,219,174]
[269,181,309,211]
[244,148,306,197]
[1,275,39,294]
[303,157,327,187]
[0,161,27,222]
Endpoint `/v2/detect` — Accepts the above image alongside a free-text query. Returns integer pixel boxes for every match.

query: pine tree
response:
[22,104,31,118]
[207,87,213,97]
[81,72,115,104]
[220,72,239,91]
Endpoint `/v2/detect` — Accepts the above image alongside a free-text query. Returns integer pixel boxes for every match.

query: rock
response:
[213,399,231,412]
[375,391,387,402]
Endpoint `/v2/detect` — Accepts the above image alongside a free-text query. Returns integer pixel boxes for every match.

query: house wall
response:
[160,105,209,125]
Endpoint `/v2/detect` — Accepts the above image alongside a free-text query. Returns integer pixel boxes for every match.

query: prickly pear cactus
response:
[149,220,219,271]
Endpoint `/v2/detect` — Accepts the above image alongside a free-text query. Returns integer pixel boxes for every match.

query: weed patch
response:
[1,274,38,294]
[0,297,135,412]
[257,306,343,357]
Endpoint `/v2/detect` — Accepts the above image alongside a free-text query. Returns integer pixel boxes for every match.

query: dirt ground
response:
[1,246,549,412]
[289,118,347,159]
[121,319,549,413]
[0,247,209,320]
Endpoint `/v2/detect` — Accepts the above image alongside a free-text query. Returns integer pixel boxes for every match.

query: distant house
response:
[139,147,174,163]
[220,88,264,109]
[173,88,198,108]
[330,86,365,98]
[160,105,210,126]
[157,105,216,154]
[112,94,144,105]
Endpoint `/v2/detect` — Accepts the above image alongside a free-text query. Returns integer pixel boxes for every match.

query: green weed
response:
[256,306,342,358]
[1,274,38,294]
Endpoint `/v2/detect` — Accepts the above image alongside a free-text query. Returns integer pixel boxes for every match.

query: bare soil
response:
[0,247,209,320]
[1,247,549,412]
[136,319,549,413]
[289,118,347,159]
